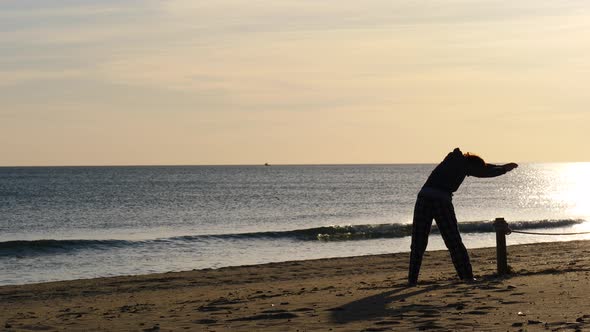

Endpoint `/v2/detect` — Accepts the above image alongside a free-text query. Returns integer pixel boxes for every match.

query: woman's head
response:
[464,152,485,167]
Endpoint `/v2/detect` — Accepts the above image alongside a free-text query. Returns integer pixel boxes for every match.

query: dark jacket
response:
[422,148,506,194]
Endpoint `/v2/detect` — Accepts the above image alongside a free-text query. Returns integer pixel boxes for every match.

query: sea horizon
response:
[2,160,589,168]
[2,163,589,285]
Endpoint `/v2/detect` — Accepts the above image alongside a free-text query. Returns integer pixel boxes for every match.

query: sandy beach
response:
[3,240,590,331]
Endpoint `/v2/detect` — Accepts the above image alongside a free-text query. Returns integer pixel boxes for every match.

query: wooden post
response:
[493,217,509,276]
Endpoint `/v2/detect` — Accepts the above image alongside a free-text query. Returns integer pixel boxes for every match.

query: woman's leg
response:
[432,199,473,280]
[408,195,434,285]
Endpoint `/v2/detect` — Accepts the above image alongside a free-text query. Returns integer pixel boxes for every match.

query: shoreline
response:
[3,240,590,331]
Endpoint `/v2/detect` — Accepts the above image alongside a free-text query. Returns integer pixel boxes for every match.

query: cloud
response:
[1,0,590,164]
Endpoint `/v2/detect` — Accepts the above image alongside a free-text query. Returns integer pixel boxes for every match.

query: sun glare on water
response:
[550,163,590,220]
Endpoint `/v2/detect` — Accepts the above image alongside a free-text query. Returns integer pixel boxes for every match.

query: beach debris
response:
[517,311,526,316]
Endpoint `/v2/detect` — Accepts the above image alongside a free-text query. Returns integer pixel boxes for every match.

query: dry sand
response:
[3,240,590,331]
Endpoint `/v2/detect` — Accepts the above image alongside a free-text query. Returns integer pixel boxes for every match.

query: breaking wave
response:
[1,219,585,257]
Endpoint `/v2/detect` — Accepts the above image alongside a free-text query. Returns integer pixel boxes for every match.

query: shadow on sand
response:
[328,274,530,330]
[330,283,453,330]
[330,267,590,330]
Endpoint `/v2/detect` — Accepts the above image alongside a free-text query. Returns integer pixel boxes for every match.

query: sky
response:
[1,0,589,166]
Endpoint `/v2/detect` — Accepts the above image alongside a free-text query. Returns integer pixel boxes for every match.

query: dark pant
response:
[408,194,473,284]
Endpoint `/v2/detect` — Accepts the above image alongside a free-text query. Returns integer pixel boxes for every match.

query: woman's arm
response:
[469,162,519,178]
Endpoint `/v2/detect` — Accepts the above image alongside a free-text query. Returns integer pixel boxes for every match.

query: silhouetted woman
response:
[408,148,518,285]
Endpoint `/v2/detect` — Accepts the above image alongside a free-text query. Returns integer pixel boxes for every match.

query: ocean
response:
[1,163,589,285]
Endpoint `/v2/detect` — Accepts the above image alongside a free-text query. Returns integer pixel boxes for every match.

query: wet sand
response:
[3,240,590,331]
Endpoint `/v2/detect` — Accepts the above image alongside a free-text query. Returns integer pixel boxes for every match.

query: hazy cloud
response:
[1,0,589,164]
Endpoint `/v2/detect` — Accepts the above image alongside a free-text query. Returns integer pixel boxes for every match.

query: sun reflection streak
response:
[550,163,590,221]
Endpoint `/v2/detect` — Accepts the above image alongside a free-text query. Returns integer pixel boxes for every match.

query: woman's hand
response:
[503,163,519,172]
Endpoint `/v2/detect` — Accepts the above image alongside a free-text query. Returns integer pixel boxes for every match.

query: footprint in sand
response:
[374,320,401,325]
[466,310,488,315]
[193,319,217,324]
[228,312,298,321]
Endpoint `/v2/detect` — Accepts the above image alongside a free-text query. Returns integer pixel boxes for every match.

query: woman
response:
[408,148,518,286]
